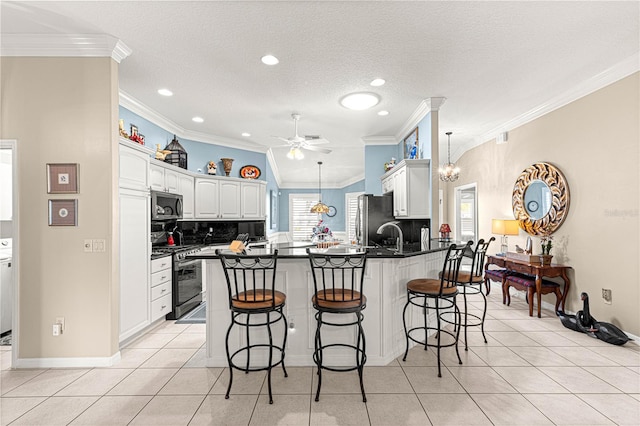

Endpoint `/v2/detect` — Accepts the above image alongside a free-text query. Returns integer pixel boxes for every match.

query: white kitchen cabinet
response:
[119,187,150,341]
[178,174,195,219]
[150,162,179,193]
[240,181,266,219]
[195,178,220,218]
[150,256,172,322]
[119,139,152,191]
[380,159,430,219]
[219,180,241,219]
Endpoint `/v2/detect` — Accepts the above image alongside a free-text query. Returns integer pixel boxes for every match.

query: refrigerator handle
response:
[355,201,361,244]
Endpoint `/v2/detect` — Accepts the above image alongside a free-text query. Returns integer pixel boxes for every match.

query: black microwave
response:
[151,191,183,221]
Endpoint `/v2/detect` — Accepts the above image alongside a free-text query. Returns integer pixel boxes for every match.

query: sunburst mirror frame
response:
[512,162,570,236]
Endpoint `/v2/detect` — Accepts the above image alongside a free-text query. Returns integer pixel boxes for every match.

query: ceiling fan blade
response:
[271,136,292,143]
[302,145,332,154]
[304,138,329,145]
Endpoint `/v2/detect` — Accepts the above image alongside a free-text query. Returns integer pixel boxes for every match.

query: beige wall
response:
[444,73,640,335]
[1,57,120,359]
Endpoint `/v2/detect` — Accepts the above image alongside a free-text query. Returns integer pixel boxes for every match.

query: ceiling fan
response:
[272,113,332,159]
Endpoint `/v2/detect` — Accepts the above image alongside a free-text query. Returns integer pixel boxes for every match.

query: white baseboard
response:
[14,351,121,369]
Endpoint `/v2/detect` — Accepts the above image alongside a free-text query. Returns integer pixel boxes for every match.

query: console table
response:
[485,255,572,318]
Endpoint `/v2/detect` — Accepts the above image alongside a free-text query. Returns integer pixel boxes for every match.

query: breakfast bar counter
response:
[188,242,449,367]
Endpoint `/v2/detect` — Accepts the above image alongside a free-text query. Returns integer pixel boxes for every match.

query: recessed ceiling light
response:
[340,92,380,110]
[370,78,386,87]
[378,110,389,116]
[192,116,204,123]
[261,55,279,65]
[241,132,251,137]
[157,88,173,96]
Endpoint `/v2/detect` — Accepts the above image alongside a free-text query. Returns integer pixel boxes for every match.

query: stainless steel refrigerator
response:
[355,194,395,247]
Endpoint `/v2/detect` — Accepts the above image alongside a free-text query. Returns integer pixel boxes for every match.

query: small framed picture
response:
[49,199,78,226]
[47,163,78,194]
[403,127,419,159]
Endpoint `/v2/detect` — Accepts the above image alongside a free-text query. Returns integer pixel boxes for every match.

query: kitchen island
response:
[188,242,450,367]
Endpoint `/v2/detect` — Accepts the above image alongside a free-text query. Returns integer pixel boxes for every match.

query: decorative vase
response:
[540,254,553,266]
[221,158,234,176]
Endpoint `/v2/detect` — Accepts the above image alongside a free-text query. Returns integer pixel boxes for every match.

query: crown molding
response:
[394,97,447,141]
[119,91,266,153]
[474,53,640,147]
[361,136,397,145]
[0,34,132,63]
[337,173,365,189]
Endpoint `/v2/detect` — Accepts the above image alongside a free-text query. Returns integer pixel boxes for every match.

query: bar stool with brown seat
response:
[402,242,470,377]
[216,249,287,404]
[307,248,368,402]
[449,237,494,351]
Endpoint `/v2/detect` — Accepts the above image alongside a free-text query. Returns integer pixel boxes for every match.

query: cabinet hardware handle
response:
[161,305,167,309]
[161,289,166,293]
[160,275,166,280]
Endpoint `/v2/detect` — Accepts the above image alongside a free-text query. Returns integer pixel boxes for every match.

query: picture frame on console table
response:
[403,126,419,159]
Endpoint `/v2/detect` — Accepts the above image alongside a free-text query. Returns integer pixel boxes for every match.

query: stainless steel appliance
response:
[355,194,395,247]
[151,191,183,221]
[151,245,203,319]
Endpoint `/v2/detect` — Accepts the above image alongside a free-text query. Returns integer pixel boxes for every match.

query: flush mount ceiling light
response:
[192,116,204,123]
[340,92,380,110]
[286,146,304,160]
[370,78,386,87]
[157,88,173,96]
[438,132,460,182]
[241,132,251,137]
[261,54,279,65]
[377,110,389,116]
[310,161,330,214]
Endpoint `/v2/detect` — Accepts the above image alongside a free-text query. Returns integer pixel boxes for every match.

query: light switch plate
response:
[92,239,106,252]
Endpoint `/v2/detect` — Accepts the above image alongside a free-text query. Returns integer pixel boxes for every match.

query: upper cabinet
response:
[381,159,430,219]
[241,181,265,219]
[119,139,153,191]
[150,163,179,193]
[195,176,265,220]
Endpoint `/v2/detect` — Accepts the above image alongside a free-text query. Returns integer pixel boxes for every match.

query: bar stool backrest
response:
[440,242,472,295]
[216,249,279,311]
[469,237,495,278]
[306,249,368,311]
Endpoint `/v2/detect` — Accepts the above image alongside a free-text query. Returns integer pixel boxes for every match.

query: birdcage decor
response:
[163,134,188,169]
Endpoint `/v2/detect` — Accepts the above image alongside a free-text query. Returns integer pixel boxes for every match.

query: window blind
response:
[289,194,320,241]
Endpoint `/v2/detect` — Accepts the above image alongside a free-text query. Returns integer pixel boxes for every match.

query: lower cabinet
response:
[150,256,173,322]
[119,188,150,342]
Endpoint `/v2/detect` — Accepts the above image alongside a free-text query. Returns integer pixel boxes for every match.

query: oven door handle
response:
[176,258,201,268]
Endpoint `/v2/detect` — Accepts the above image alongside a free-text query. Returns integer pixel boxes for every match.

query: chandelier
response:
[310,161,329,214]
[439,131,460,182]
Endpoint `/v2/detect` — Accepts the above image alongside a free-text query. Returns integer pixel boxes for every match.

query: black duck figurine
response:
[558,292,631,346]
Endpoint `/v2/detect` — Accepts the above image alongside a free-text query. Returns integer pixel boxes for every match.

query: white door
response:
[455,183,477,243]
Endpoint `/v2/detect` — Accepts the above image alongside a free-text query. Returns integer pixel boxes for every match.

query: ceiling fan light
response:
[287,147,304,160]
[340,92,380,110]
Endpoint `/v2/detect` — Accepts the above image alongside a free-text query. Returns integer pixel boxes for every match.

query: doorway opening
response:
[455,183,477,243]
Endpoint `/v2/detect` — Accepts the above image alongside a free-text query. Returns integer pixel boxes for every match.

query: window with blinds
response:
[345,192,363,243]
[289,193,320,241]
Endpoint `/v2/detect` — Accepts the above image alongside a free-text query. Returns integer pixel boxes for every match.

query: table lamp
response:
[491,219,519,255]
[439,223,451,241]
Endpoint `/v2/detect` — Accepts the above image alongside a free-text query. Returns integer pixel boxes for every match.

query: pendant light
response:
[439,131,460,182]
[310,161,330,214]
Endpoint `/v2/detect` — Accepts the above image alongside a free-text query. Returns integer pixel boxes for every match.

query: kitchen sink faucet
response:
[376,221,404,254]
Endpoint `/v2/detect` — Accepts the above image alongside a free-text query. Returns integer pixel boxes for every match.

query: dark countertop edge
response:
[186,245,449,260]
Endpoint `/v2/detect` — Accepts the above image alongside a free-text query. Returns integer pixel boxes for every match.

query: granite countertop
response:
[187,240,453,260]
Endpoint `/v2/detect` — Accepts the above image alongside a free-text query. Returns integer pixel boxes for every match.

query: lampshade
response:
[491,219,519,236]
[439,223,451,233]
[310,161,329,214]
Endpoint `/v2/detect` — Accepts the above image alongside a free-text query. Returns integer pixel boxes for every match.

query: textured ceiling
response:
[2,1,638,187]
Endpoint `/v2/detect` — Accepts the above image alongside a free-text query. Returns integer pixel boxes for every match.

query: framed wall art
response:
[49,199,78,226]
[47,163,78,194]
[403,127,419,159]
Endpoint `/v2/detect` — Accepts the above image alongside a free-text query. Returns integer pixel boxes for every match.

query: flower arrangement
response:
[540,231,554,255]
[311,219,332,241]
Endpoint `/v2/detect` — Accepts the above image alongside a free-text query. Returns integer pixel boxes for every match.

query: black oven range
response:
[151,245,203,320]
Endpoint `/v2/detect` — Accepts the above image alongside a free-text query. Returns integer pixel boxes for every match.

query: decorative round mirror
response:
[512,162,570,236]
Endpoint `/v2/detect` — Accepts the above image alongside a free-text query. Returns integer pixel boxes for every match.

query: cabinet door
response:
[381,175,393,194]
[119,189,150,341]
[393,166,407,217]
[150,164,165,191]
[178,174,195,219]
[219,181,241,218]
[241,182,262,219]
[164,169,179,194]
[195,178,220,218]
[119,144,149,191]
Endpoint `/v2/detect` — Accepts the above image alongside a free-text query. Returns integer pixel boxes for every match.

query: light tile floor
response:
[1,291,639,425]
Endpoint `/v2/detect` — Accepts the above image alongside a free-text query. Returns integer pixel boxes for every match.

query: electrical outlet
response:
[56,317,65,333]
[83,239,93,252]
[52,324,61,336]
[602,288,612,304]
